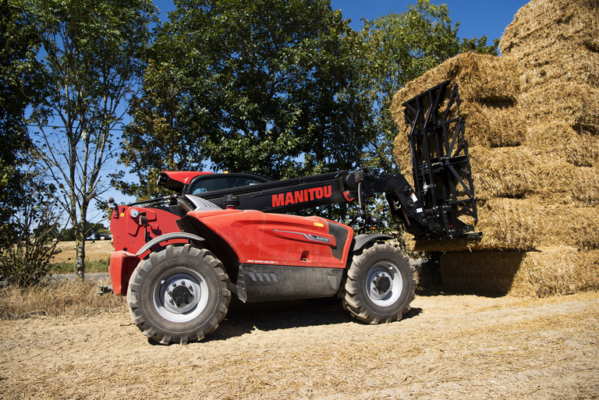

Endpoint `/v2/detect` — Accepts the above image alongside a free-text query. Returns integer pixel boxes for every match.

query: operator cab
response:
[157,171,275,196]
[188,174,265,194]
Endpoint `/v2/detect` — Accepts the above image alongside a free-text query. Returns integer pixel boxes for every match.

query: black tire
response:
[341,243,415,324]
[127,244,231,344]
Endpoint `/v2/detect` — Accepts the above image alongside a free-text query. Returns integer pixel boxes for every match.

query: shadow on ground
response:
[198,298,422,342]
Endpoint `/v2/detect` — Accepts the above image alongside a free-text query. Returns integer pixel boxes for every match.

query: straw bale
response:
[405,198,599,253]
[438,100,525,148]
[500,0,599,58]
[392,0,599,258]
[390,53,519,125]
[468,146,599,204]
[405,198,539,252]
[517,82,599,134]
[440,246,599,297]
[396,144,599,205]
[516,46,599,91]
[525,122,599,167]
[468,146,537,200]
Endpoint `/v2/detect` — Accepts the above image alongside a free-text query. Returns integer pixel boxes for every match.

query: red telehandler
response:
[106,81,481,344]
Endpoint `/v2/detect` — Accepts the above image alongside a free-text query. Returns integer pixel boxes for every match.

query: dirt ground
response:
[1,291,598,399]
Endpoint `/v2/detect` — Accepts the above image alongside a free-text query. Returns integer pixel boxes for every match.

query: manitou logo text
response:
[272,185,332,207]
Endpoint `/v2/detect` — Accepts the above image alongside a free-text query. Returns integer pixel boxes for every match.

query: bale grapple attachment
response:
[403,80,481,240]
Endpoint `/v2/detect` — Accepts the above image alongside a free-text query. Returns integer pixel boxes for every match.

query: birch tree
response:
[28,0,157,279]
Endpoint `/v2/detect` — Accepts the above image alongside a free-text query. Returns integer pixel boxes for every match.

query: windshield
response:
[189,176,263,194]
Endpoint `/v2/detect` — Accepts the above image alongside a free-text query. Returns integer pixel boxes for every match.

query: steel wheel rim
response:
[366,262,403,307]
[152,267,209,323]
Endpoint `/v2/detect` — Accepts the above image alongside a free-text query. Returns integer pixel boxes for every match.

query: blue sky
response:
[101,0,530,211]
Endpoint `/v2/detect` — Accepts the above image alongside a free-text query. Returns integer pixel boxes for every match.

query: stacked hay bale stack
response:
[390,0,599,297]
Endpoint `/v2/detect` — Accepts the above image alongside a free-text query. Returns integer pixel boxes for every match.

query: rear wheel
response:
[342,243,415,324]
[127,244,230,344]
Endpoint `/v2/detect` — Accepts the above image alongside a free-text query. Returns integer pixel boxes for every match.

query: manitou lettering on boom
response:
[272,185,333,207]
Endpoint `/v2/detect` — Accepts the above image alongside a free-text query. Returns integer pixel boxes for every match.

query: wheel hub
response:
[170,284,192,306]
[153,271,208,322]
[366,263,403,306]
[373,274,391,294]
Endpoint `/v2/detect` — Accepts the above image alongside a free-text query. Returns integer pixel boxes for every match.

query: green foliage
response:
[0,171,60,286]
[115,0,375,199]
[27,0,158,278]
[111,61,207,200]
[0,0,44,225]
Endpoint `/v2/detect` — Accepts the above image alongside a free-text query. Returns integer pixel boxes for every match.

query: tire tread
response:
[127,245,230,344]
[342,242,415,325]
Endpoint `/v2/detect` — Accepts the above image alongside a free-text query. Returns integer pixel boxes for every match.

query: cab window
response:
[189,176,263,194]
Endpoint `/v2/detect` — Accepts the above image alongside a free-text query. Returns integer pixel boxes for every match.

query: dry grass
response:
[0,280,126,320]
[51,240,114,263]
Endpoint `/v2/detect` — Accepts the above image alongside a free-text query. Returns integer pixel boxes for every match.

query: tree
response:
[111,61,207,200]
[0,166,60,286]
[357,0,499,173]
[28,0,157,279]
[115,0,375,199]
[0,0,43,225]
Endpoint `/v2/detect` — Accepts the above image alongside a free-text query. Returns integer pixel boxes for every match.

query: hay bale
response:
[405,198,538,252]
[392,0,599,287]
[393,100,525,160]
[390,53,524,187]
[516,46,599,91]
[396,143,599,206]
[525,122,599,167]
[468,146,599,205]
[405,198,599,252]
[389,53,520,114]
[500,0,599,58]
[440,246,599,297]
[518,82,599,134]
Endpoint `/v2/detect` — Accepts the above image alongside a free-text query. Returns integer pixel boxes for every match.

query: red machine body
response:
[111,206,187,254]
[109,251,140,296]
[188,210,352,268]
[109,207,353,296]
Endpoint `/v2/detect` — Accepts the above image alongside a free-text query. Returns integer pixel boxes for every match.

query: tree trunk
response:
[75,202,89,281]
[75,230,86,281]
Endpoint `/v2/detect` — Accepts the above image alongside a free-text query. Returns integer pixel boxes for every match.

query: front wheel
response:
[342,243,415,324]
[127,244,230,344]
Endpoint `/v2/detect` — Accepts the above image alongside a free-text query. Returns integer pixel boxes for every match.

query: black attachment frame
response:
[402,81,480,239]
